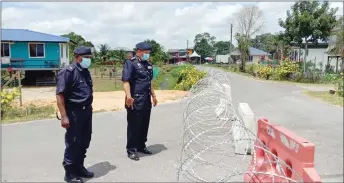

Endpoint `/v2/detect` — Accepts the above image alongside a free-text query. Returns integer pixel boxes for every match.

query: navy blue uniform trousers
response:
[126,94,152,151]
[63,105,92,171]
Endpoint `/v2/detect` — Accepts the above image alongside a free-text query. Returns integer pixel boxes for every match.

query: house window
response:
[29,43,45,58]
[248,56,253,62]
[1,43,10,57]
[179,52,186,57]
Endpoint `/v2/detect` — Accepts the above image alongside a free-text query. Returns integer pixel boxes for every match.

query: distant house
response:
[1,28,73,85]
[290,42,330,69]
[230,47,270,64]
[167,48,194,64]
[290,16,343,71]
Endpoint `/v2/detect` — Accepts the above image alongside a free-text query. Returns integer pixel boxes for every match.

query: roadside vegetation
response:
[304,91,343,107]
[1,64,206,124]
[208,62,343,107]
[153,64,206,91]
[1,88,55,123]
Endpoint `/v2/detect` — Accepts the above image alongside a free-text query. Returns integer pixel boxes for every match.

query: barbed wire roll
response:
[177,69,304,183]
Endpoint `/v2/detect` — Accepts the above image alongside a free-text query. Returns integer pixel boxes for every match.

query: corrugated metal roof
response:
[167,49,188,53]
[1,29,70,42]
[230,47,270,56]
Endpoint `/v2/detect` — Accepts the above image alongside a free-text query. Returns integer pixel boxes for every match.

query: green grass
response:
[165,74,178,89]
[1,105,56,124]
[304,91,343,107]
[92,77,123,92]
[153,66,181,90]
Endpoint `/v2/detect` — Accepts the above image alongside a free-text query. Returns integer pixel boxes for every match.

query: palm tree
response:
[235,33,251,72]
[98,44,111,62]
[112,49,127,62]
[329,17,344,72]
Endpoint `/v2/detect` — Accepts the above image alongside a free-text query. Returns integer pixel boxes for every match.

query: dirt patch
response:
[18,87,187,112]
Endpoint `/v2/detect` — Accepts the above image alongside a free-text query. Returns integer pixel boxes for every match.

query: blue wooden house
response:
[1,29,73,85]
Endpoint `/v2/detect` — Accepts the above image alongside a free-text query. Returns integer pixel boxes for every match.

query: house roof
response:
[167,48,189,53]
[230,47,271,56]
[1,29,70,43]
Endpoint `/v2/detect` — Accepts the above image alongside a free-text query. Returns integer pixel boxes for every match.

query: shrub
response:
[323,73,340,83]
[1,88,20,117]
[274,59,300,80]
[257,65,273,80]
[335,72,343,97]
[300,71,323,83]
[288,72,303,82]
[325,63,335,74]
[245,64,259,76]
[229,64,240,72]
[174,65,206,91]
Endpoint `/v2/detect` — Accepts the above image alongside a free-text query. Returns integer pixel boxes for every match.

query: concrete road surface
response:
[2,66,343,182]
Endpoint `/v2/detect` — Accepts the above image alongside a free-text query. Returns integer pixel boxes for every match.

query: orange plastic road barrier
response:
[244,118,321,183]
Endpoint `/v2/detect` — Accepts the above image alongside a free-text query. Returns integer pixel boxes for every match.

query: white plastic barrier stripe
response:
[232,103,256,155]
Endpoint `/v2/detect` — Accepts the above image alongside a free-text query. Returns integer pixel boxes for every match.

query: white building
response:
[230,47,271,64]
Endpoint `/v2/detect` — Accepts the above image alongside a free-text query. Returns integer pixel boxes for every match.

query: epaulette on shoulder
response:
[130,57,136,61]
[65,64,76,72]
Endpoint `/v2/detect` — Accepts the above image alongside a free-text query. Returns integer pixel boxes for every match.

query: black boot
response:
[64,173,84,183]
[138,147,153,155]
[127,150,139,161]
[63,163,83,183]
[77,161,94,178]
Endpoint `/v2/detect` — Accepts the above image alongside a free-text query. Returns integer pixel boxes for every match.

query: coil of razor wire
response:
[177,69,304,183]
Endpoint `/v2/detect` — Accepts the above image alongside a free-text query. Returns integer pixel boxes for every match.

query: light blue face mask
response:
[142,53,150,61]
[80,57,91,68]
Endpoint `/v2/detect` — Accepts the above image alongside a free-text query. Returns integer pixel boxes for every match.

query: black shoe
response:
[127,151,139,161]
[77,166,94,178]
[138,148,153,155]
[64,173,83,183]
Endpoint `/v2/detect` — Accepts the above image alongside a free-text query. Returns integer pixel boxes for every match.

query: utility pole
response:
[229,23,233,64]
[230,23,233,53]
[187,40,189,62]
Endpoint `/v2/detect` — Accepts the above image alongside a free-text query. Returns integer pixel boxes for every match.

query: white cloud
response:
[2,2,343,50]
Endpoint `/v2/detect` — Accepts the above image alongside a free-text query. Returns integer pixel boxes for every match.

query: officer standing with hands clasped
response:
[56,46,94,183]
[122,42,158,161]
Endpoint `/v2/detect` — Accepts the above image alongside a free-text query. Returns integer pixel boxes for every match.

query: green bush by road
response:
[153,64,206,91]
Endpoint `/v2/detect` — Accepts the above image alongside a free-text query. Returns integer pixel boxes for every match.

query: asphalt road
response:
[2,66,343,182]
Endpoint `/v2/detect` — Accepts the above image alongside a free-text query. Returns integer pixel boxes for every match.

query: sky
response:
[2,1,343,51]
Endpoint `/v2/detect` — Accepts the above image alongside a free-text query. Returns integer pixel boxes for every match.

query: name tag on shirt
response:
[147,66,152,69]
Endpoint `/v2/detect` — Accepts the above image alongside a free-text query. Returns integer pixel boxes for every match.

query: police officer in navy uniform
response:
[56,46,95,183]
[122,42,158,161]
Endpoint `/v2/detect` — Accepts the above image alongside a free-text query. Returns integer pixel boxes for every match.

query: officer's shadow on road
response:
[84,161,116,182]
[140,144,168,158]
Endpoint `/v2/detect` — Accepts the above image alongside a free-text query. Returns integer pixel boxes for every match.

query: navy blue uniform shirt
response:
[56,63,93,106]
[122,56,153,94]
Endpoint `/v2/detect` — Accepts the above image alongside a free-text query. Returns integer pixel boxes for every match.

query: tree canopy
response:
[61,32,94,60]
[142,39,169,65]
[279,1,338,66]
[193,32,217,58]
[213,41,234,55]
